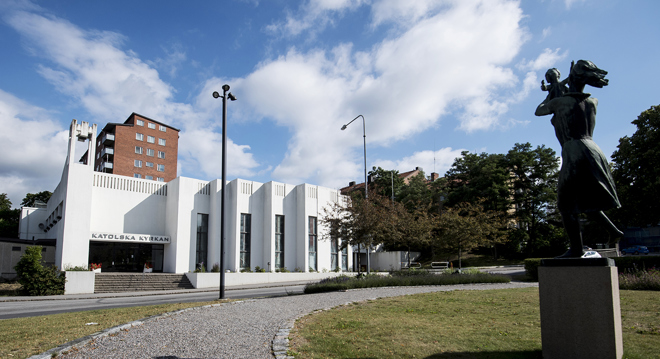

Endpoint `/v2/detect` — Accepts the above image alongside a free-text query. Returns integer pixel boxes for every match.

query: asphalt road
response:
[0,284,306,320]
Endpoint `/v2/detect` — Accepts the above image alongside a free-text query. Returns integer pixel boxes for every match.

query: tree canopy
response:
[611,105,660,227]
[21,191,52,208]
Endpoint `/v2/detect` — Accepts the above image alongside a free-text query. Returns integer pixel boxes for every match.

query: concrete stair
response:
[94,273,194,293]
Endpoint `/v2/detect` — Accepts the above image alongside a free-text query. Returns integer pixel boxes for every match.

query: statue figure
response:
[535,60,623,258]
[541,63,571,101]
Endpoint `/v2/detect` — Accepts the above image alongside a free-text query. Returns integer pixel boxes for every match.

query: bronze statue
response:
[535,60,622,258]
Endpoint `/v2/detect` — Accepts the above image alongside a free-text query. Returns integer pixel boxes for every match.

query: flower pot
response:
[143,268,153,273]
[92,268,101,273]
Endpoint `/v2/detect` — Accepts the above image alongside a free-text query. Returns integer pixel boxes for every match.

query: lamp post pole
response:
[341,115,370,274]
[212,85,236,299]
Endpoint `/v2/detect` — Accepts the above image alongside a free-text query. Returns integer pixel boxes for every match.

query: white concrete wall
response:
[185,271,353,288]
[64,271,95,294]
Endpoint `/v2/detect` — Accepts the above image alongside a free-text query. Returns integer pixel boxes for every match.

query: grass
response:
[289,288,660,359]
[304,272,511,294]
[0,299,233,359]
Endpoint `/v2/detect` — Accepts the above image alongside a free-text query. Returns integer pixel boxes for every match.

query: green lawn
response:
[290,288,660,359]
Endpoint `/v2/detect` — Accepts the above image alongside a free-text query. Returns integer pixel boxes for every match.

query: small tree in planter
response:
[14,246,65,296]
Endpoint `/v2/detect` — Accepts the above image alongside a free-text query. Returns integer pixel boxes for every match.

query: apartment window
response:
[342,246,348,271]
[158,151,165,159]
[134,160,142,168]
[146,148,154,157]
[148,123,156,129]
[240,214,251,270]
[134,173,141,178]
[135,146,143,154]
[136,119,144,126]
[159,125,166,132]
[196,213,209,269]
[331,237,338,271]
[147,135,155,143]
[275,215,285,269]
[145,175,153,180]
[136,133,143,141]
[308,216,317,271]
[146,162,154,168]
[157,177,164,182]
[158,138,166,146]
[157,164,164,172]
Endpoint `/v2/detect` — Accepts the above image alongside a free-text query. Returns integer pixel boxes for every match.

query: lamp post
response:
[212,84,236,299]
[341,115,370,274]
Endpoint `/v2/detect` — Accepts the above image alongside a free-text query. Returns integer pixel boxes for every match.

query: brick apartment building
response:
[83,113,180,182]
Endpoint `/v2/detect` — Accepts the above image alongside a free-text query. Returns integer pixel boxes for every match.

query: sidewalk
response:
[0,279,315,302]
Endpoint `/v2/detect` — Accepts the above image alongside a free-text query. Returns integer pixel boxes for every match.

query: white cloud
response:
[564,0,586,10]
[518,48,568,72]
[0,90,69,207]
[4,10,261,182]
[373,147,466,178]
[266,0,366,38]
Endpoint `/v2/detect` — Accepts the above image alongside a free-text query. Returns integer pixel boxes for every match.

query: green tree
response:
[611,105,660,227]
[431,201,506,268]
[14,246,65,296]
[368,166,405,200]
[398,171,432,211]
[0,193,12,210]
[504,143,562,256]
[379,199,433,267]
[0,193,19,238]
[21,191,52,207]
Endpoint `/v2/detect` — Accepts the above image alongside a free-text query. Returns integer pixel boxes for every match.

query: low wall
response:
[64,271,95,294]
[186,271,350,289]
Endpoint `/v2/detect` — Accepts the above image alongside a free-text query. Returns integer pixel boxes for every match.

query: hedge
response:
[524,255,660,281]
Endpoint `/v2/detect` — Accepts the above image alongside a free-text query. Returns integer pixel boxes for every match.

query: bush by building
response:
[14,246,65,296]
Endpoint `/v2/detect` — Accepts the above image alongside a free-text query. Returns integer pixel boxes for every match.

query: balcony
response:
[100,147,114,158]
[102,133,115,145]
[101,161,113,171]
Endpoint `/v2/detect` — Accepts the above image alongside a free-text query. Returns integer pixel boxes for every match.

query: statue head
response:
[545,68,560,84]
[569,60,608,91]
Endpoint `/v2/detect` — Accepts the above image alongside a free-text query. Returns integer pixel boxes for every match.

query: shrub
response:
[304,272,510,294]
[276,267,290,273]
[14,246,65,296]
[619,268,660,290]
[613,256,660,272]
[211,263,220,272]
[254,266,266,273]
[194,262,206,273]
[524,258,545,281]
[63,264,88,271]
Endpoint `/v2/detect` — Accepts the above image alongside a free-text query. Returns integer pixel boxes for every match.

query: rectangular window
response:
[158,151,165,159]
[331,237,338,271]
[136,119,144,126]
[148,123,156,129]
[145,175,153,180]
[146,148,154,157]
[134,160,142,168]
[240,214,251,270]
[308,216,317,271]
[146,162,154,168]
[136,133,143,141]
[158,138,166,146]
[135,146,143,154]
[157,177,164,182]
[275,215,285,269]
[159,125,166,132]
[134,173,141,178]
[157,164,164,172]
[147,135,155,143]
[341,246,348,271]
[196,213,209,269]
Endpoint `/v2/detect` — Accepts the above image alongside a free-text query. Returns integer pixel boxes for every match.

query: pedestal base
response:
[539,259,623,359]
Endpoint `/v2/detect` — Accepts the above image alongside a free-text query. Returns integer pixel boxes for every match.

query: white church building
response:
[19,120,352,275]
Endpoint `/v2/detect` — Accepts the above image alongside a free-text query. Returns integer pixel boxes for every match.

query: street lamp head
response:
[227,93,237,101]
[212,91,220,99]
[341,124,347,130]
[222,84,230,92]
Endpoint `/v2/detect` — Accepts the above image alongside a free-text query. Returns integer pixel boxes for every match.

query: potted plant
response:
[144,262,153,273]
[89,263,102,273]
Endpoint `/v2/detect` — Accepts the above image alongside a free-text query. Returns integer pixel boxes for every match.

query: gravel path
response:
[50,282,537,359]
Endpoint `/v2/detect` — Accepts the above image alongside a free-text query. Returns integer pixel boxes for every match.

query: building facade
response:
[88,113,179,182]
[20,120,351,274]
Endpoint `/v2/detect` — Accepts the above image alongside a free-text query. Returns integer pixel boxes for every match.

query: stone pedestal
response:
[538,258,623,359]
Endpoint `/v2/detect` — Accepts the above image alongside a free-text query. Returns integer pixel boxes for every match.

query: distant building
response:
[340,167,439,196]
[81,113,179,182]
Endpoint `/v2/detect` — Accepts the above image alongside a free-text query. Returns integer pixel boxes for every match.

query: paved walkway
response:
[31,282,538,359]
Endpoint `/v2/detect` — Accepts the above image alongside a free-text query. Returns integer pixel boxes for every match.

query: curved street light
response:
[212,84,236,299]
[341,114,370,274]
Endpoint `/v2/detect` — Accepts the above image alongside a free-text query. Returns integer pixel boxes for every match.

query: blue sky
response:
[1,0,658,207]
